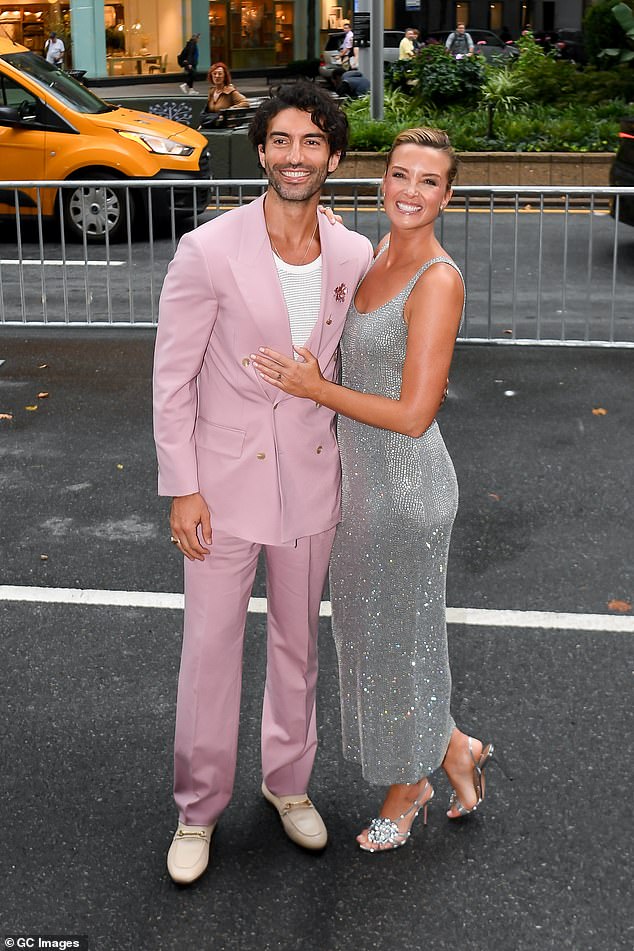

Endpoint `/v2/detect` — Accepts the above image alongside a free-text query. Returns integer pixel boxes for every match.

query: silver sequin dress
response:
[330,254,463,786]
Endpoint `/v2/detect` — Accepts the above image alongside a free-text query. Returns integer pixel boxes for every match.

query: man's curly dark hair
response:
[248,81,349,160]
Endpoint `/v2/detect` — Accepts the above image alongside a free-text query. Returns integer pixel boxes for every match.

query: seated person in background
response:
[206,62,249,112]
[330,66,370,99]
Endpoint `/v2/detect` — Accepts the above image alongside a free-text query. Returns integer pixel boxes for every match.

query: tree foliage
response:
[601,1,634,63]
[582,0,634,66]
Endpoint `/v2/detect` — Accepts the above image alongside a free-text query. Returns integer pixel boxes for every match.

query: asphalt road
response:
[1,330,632,951]
[1,206,633,345]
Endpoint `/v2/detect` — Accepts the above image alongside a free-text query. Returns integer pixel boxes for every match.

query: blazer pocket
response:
[195,417,246,458]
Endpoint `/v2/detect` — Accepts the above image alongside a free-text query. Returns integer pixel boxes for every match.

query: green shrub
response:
[571,64,634,102]
[343,99,625,153]
[509,37,578,103]
[350,31,629,153]
[387,43,485,105]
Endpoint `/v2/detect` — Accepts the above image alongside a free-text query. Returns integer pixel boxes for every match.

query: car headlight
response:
[117,131,194,156]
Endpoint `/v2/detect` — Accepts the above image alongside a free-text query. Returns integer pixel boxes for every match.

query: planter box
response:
[336,151,613,187]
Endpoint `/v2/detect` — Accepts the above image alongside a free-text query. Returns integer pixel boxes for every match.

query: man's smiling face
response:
[258,107,341,203]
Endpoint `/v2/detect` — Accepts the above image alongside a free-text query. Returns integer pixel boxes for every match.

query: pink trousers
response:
[173,525,336,825]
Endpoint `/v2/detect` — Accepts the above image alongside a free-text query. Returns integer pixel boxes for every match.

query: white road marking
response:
[0,585,632,633]
[0,259,125,267]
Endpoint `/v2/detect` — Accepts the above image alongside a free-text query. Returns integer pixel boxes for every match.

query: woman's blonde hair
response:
[385,127,458,187]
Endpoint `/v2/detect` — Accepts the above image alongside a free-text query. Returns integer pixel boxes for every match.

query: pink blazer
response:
[153,194,373,545]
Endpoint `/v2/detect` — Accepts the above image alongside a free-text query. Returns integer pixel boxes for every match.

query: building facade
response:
[0,1,595,78]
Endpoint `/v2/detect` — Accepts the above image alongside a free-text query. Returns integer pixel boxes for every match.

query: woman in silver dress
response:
[253,128,496,852]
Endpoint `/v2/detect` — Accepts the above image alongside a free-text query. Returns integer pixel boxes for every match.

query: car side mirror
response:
[0,105,22,126]
[0,103,38,126]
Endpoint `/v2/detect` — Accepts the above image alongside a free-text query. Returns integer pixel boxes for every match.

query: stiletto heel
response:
[447,737,498,818]
[489,745,513,782]
[360,780,434,852]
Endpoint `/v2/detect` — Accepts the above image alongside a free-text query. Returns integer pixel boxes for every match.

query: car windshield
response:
[1,52,116,114]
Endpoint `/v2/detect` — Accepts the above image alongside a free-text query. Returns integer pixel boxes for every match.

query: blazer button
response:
[325,317,332,325]
[241,357,251,367]
[256,452,266,460]
[316,445,323,454]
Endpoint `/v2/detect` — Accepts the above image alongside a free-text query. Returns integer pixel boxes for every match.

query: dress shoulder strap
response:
[402,256,466,322]
[403,255,463,294]
[371,244,465,322]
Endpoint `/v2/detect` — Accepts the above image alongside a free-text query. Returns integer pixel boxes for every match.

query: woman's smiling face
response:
[383,144,452,229]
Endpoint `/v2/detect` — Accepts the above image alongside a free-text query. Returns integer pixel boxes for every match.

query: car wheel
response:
[63,175,134,243]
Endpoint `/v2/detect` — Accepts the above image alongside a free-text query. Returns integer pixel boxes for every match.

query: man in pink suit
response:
[153,82,373,884]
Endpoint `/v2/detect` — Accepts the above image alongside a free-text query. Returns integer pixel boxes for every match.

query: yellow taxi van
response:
[0,37,210,241]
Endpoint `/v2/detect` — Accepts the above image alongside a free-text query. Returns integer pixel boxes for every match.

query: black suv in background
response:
[426,29,519,61]
[534,28,587,63]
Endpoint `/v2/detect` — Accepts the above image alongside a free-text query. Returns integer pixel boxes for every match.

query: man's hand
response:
[170,492,212,561]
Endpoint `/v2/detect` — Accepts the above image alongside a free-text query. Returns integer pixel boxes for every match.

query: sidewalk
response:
[89,75,280,101]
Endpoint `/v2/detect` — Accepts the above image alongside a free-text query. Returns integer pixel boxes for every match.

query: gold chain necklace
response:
[268,218,319,266]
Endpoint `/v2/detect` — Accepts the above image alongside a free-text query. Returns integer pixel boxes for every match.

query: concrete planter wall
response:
[336,151,614,186]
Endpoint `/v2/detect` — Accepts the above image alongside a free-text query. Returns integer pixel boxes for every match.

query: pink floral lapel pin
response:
[333,283,348,304]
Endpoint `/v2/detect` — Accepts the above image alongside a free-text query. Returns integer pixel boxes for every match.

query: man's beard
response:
[265,162,330,203]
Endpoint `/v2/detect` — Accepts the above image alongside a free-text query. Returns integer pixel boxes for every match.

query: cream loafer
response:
[167,821,216,884]
[262,781,327,850]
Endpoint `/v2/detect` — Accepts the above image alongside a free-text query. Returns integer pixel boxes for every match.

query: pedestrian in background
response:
[44,31,65,68]
[179,33,200,95]
[340,20,355,68]
[445,22,475,57]
[398,28,417,61]
[254,127,499,852]
[154,82,373,884]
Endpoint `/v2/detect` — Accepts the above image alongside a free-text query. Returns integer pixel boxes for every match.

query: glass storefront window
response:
[0,3,70,57]
[454,2,470,27]
[210,0,228,63]
[210,1,294,69]
[489,2,503,32]
[0,1,296,77]
[274,1,293,64]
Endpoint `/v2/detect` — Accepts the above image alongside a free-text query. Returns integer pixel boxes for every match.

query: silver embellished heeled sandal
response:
[359,780,434,853]
[447,736,496,818]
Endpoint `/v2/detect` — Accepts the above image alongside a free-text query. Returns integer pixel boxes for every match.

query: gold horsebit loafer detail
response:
[261,781,328,850]
[167,821,216,884]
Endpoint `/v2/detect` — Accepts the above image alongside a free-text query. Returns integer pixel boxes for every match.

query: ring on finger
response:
[170,536,180,545]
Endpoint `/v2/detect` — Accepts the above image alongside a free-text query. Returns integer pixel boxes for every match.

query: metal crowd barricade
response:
[0,179,633,346]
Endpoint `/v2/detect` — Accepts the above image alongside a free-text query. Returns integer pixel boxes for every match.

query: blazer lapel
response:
[306,215,356,371]
[229,198,359,406]
[228,195,293,358]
